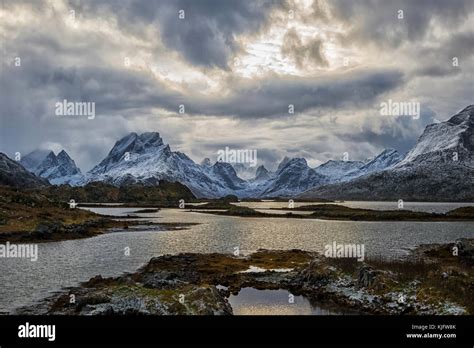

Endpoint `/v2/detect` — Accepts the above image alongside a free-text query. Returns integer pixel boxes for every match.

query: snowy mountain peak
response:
[57,149,72,162]
[290,157,308,166]
[279,158,307,172]
[276,156,291,172]
[231,163,258,180]
[21,149,82,185]
[378,148,397,156]
[356,148,403,174]
[200,158,212,167]
[19,149,52,171]
[260,157,327,197]
[44,151,56,161]
[448,105,473,125]
[299,106,474,202]
[90,132,166,174]
[118,132,164,153]
[85,132,249,197]
[138,132,165,147]
[211,162,246,189]
[397,106,474,167]
[255,165,270,181]
[56,150,81,175]
[316,159,363,170]
[314,159,364,181]
[313,148,403,183]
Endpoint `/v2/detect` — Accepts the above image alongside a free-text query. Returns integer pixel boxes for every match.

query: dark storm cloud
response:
[158,0,287,69]
[413,30,474,77]
[1,34,405,121]
[0,50,179,119]
[335,108,437,155]
[62,65,403,120]
[1,0,473,171]
[414,65,462,78]
[327,0,474,47]
[184,69,404,118]
[0,46,404,169]
[251,149,283,169]
[70,0,287,69]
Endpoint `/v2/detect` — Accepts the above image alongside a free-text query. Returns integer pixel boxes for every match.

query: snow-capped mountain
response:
[314,159,365,182]
[85,132,244,198]
[231,163,258,180]
[36,130,406,198]
[300,105,474,201]
[344,148,403,181]
[0,152,49,188]
[357,149,403,174]
[27,105,472,200]
[254,165,271,182]
[83,132,328,198]
[21,149,83,185]
[200,158,212,167]
[276,156,291,172]
[19,149,51,171]
[313,149,403,183]
[206,162,246,190]
[258,158,329,198]
[396,105,473,167]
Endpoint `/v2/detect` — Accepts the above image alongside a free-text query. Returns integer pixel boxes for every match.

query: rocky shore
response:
[0,218,123,243]
[16,239,473,315]
[0,186,197,243]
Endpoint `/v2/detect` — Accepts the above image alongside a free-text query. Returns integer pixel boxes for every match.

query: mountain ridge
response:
[300,105,474,201]
[9,105,472,200]
[21,149,82,185]
[0,152,50,188]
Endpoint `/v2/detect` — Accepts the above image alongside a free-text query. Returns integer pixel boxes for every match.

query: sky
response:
[1,0,473,172]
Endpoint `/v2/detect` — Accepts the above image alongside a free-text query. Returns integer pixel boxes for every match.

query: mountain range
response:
[77,132,405,198]
[300,105,474,201]
[2,105,473,201]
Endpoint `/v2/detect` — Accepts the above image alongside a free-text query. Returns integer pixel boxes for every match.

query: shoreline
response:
[2,202,473,244]
[190,204,474,222]
[0,217,198,244]
[14,238,474,316]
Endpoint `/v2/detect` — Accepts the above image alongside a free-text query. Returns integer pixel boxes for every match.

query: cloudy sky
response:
[1,0,473,171]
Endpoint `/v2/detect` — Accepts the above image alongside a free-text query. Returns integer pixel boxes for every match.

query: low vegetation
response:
[39,180,196,204]
[20,240,473,315]
[0,186,105,236]
[0,185,191,242]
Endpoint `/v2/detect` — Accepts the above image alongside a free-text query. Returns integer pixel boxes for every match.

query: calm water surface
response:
[229,288,347,315]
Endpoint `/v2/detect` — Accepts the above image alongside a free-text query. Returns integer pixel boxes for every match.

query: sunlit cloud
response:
[0,0,472,171]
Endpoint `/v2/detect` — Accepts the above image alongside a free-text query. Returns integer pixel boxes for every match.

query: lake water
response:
[0,201,473,314]
[228,287,347,315]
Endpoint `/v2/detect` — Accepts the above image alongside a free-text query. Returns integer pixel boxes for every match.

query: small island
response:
[191,203,474,221]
